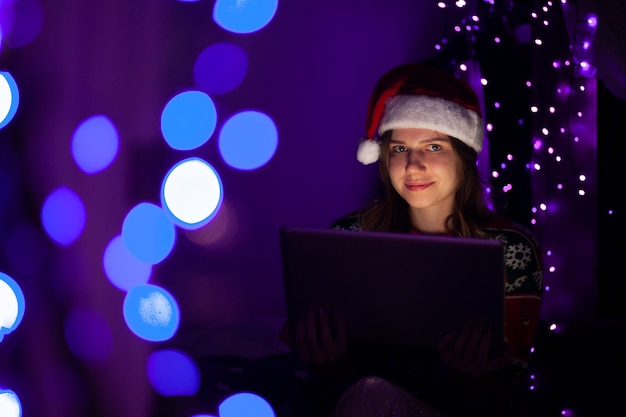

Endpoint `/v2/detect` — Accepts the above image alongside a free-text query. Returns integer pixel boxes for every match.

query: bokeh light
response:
[40,186,86,246]
[147,349,200,396]
[2,0,43,49]
[0,389,21,417]
[161,157,223,230]
[121,202,176,265]
[103,235,152,291]
[193,42,248,95]
[0,272,25,343]
[123,284,180,342]
[161,90,217,151]
[213,0,279,34]
[218,111,278,170]
[0,6,11,49]
[71,115,119,174]
[218,392,275,417]
[64,307,113,362]
[0,71,19,129]
[184,198,239,249]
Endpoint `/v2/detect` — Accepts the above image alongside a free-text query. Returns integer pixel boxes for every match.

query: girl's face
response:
[387,128,460,216]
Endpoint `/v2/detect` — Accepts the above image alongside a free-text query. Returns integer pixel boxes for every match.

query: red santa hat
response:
[357,63,484,165]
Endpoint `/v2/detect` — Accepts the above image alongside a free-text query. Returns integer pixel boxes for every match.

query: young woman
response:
[280,63,544,417]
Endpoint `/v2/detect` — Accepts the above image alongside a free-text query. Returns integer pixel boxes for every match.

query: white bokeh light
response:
[0,72,19,129]
[139,292,173,326]
[0,390,20,417]
[0,74,14,123]
[0,280,18,330]
[0,272,24,343]
[161,158,223,230]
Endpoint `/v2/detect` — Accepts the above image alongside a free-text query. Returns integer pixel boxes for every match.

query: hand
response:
[436,318,514,378]
[279,306,348,366]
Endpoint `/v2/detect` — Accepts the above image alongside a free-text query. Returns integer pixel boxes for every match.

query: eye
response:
[427,143,442,152]
[391,145,407,153]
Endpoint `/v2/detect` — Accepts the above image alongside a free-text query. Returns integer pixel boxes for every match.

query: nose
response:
[405,151,425,172]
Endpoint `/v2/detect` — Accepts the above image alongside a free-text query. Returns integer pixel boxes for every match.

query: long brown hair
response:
[359,131,495,237]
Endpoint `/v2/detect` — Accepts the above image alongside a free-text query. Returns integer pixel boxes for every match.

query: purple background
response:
[1,0,625,416]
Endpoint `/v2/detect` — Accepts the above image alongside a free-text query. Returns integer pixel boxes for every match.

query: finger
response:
[487,343,515,372]
[317,307,333,345]
[465,319,486,359]
[452,319,474,355]
[319,308,348,363]
[333,312,348,348]
[442,320,485,375]
[464,329,491,377]
[278,321,294,348]
[437,329,456,351]
[474,328,491,363]
[305,306,326,364]
[462,326,496,377]
[304,306,319,346]
[436,330,457,363]
[295,314,311,364]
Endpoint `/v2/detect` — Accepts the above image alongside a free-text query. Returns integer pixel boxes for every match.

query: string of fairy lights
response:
[528,0,597,330]
[435,1,598,415]
[528,4,598,412]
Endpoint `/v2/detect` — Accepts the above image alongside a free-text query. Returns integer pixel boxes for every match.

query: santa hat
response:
[357,63,484,165]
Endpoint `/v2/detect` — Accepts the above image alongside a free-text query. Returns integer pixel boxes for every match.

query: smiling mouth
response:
[405,182,433,191]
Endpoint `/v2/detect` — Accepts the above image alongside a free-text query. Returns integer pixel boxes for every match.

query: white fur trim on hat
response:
[356,138,381,165]
[378,95,483,152]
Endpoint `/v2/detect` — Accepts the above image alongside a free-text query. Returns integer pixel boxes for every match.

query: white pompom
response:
[356,139,380,165]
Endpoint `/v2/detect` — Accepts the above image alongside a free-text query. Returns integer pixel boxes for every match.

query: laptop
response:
[279,226,506,355]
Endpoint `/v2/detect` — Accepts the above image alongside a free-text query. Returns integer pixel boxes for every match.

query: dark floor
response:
[517,318,626,417]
